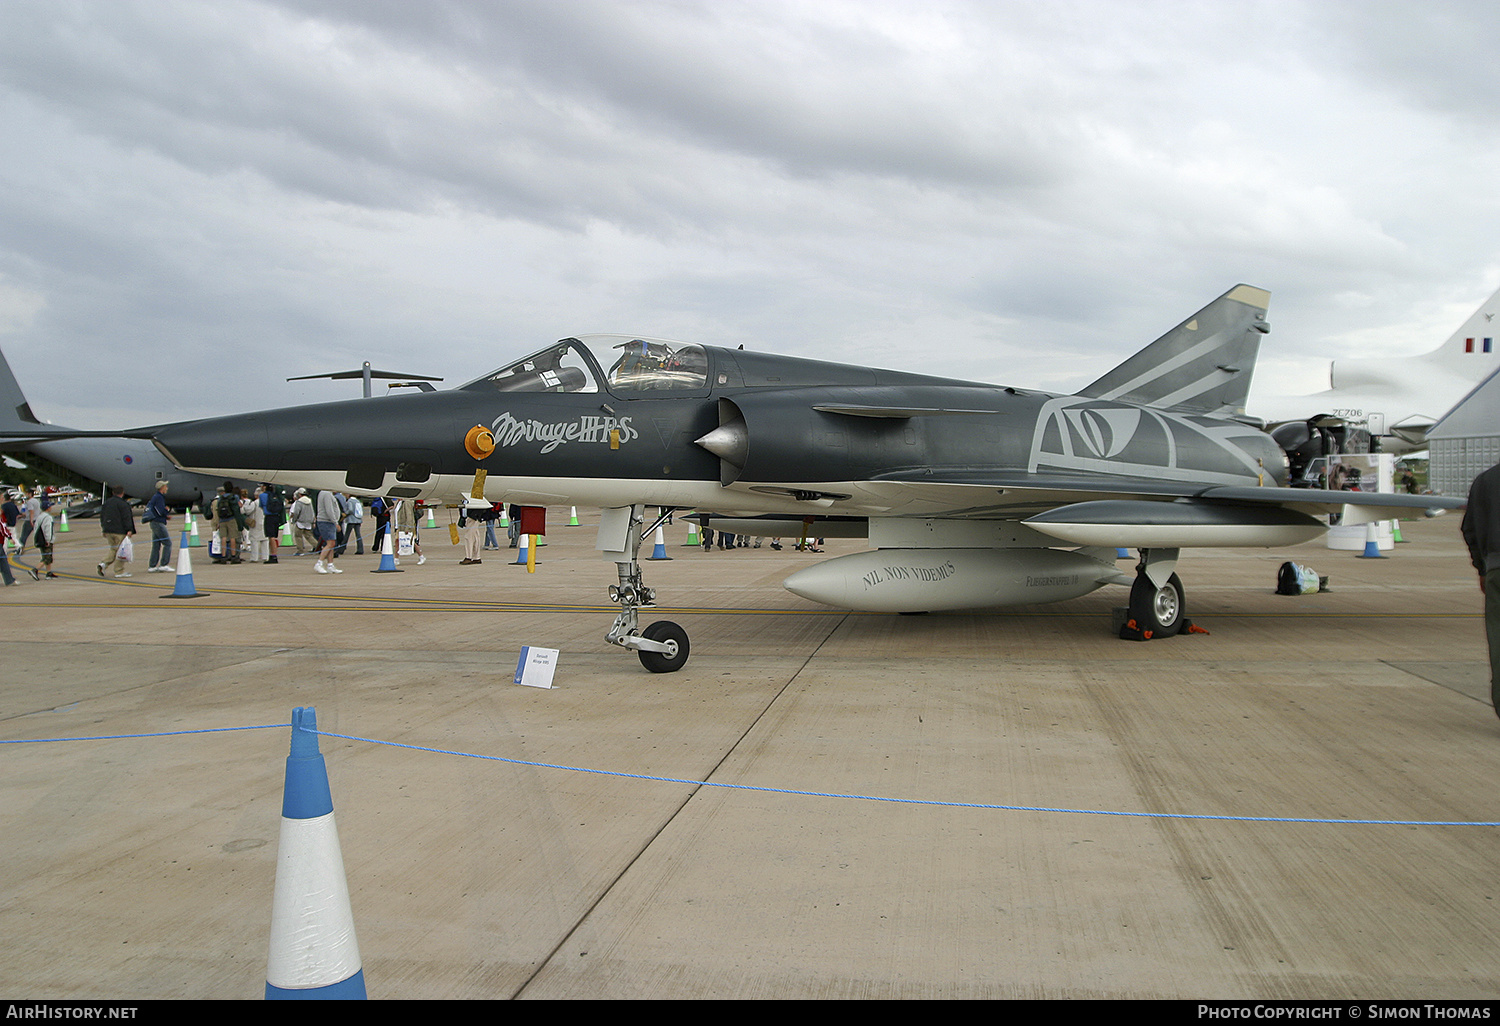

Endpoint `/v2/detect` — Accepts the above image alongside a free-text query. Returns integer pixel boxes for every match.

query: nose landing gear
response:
[600,505,691,672]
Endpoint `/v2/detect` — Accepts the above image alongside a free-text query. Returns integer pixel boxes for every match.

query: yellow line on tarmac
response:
[2,559,1480,618]
[0,599,854,616]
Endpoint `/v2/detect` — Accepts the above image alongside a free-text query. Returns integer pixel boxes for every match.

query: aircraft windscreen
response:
[601,339,709,393]
[460,342,599,394]
[459,336,710,395]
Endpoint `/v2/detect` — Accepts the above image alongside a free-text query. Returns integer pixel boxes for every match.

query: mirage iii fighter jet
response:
[146,284,1462,672]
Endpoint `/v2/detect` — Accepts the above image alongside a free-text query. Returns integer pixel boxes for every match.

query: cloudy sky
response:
[2,0,1498,429]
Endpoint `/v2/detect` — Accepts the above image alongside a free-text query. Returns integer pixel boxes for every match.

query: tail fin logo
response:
[1063,407,1141,459]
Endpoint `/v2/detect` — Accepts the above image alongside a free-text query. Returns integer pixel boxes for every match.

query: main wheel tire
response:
[638,620,690,673]
[1129,572,1185,638]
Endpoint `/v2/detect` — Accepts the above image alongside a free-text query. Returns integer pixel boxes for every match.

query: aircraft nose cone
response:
[694,416,748,468]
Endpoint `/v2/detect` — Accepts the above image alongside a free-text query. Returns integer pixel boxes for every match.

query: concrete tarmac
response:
[1,513,1496,1000]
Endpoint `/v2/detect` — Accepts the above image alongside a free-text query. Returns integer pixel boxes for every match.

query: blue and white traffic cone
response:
[369,528,402,573]
[1356,522,1386,558]
[163,533,206,598]
[513,533,530,565]
[647,524,671,560]
[265,707,366,1000]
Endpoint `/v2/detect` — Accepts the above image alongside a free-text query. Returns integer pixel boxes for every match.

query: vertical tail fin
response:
[1409,283,1500,374]
[0,346,46,429]
[1080,284,1271,416]
[1325,284,1500,393]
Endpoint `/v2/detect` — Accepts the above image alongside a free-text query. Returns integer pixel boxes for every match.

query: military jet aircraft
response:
[130,283,1461,672]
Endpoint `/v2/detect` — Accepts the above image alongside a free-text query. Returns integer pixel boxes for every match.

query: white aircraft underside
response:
[1251,364,1474,451]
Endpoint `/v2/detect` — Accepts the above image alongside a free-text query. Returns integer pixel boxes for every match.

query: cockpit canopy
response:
[460,335,709,395]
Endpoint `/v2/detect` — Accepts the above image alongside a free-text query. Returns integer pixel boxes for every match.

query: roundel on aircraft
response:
[122,455,134,465]
[465,425,496,460]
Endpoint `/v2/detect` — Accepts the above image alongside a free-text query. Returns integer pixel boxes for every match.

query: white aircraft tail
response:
[1331,284,1500,391]
[1079,284,1271,416]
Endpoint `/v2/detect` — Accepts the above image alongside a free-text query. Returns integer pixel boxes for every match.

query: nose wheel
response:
[637,620,689,673]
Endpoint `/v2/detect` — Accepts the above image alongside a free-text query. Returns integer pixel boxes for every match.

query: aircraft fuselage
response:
[152,337,1289,520]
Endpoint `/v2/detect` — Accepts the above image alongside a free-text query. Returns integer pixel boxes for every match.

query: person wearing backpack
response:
[289,488,316,555]
[369,496,389,554]
[334,493,364,557]
[33,499,57,579]
[343,494,365,555]
[209,482,243,564]
[262,485,286,564]
[17,489,39,552]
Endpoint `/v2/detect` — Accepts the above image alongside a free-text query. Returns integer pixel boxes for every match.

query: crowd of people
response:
[1,481,425,580]
[194,481,401,574]
[2,482,832,582]
[697,526,823,552]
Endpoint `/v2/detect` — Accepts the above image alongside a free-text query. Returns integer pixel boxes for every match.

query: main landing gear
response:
[601,505,690,672]
[1125,546,1185,639]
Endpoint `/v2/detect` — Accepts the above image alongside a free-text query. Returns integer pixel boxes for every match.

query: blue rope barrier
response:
[6,720,1496,827]
[305,728,1500,828]
[0,723,291,743]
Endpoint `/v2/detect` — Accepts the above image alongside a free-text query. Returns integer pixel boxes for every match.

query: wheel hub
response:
[1153,584,1179,624]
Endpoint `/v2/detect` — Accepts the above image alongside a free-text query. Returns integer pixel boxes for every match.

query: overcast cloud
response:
[1,0,1497,428]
